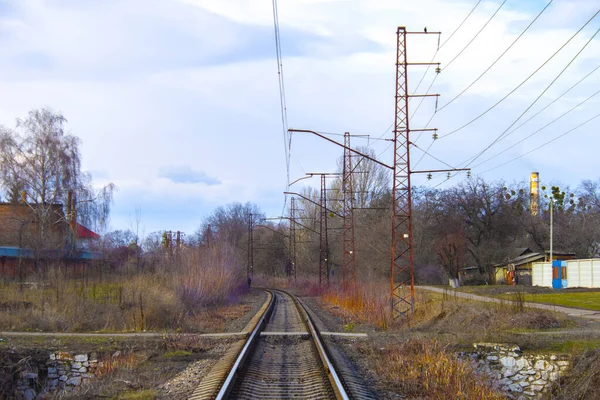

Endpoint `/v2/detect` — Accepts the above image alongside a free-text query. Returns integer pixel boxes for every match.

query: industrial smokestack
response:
[530,172,540,216]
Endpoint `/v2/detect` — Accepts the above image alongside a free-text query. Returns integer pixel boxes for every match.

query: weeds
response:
[366,339,505,399]
[0,243,246,333]
[322,284,390,330]
[96,351,139,376]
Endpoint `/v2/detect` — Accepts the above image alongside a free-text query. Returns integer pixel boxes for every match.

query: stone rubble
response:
[459,343,570,400]
[14,351,100,399]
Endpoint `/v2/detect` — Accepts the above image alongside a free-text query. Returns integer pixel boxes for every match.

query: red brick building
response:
[0,203,102,277]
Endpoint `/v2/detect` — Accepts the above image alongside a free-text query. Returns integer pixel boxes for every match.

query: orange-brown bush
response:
[364,339,505,399]
[321,283,390,330]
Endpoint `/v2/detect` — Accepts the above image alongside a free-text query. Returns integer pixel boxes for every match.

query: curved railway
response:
[189,289,366,400]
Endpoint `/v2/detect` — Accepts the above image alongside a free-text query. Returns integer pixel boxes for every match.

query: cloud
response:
[159,165,221,185]
[0,0,599,234]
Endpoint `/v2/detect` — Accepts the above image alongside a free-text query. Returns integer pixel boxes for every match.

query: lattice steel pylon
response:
[390,26,441,317]
[342,132,357,289]
[319,174,330,287]
[288,197,297,280]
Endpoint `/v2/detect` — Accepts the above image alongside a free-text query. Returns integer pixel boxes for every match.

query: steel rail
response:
[214,290,275,400]
[214,289,349,400]
[285,290,350,400]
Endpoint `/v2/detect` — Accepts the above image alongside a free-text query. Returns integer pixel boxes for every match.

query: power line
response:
[485,62,600,147]
[439,0,483,49]
[444,0,508,71]
[464,24,600,167]
[272,0,290,188]
[439,8,600,140]
[474,87,600,168]
[412,109,439,167]
[411,142,457,170]
[272,0,290,220]
[438,0,554,112]
[411,0,483,96]
[479,111,600,174]
[413,1,555,167]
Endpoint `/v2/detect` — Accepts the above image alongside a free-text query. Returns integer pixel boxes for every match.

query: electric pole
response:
[288,197,297,280]
[390,26,440,317]
[320,174,330,286]
[342,132,357,289]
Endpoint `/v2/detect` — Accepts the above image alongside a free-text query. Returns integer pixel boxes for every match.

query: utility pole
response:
[247,213,254,279]
[285,176,341,287]
[289,197,297,280]
[390,26,440,317]
[549,198,553,263]
[320,174,330,286]
[342,132,357,289]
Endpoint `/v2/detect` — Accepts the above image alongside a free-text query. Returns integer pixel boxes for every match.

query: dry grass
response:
[549,349,600,399]
[0,244,246,332]
[358,339,505,399]
[319,283,573,342]
[96,351,140,377]
[322,284,390,330]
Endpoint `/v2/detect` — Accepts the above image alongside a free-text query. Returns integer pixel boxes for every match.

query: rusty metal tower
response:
[319,174,330,286]
[342,132,357,289]
[288,197,297,280]
[391,26,441,316]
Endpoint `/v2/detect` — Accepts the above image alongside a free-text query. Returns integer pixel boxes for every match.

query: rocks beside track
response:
[460,342,570,399]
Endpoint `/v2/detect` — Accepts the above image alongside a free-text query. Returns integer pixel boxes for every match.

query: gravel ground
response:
[300,295,398,399]
[223,288,267,333]
[157,340,234,399]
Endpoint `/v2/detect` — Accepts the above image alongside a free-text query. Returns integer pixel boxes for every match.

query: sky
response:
[0,0,599,237]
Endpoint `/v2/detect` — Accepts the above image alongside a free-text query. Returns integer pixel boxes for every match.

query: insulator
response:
[435,66,441,74]
[467,171,471,178]
[427,173,432,180]
[447,172,451,179]
[432,133,438,140]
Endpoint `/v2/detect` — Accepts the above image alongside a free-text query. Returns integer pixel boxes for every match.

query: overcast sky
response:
[1,0,599,237]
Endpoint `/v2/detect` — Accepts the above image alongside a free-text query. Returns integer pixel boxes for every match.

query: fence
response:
[532,259,600,288]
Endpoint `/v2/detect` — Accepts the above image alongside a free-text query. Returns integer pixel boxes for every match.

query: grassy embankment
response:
[318,283,600,399]
[452,284,600,311]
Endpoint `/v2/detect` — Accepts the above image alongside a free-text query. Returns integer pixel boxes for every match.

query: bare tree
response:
[0,108,114,257]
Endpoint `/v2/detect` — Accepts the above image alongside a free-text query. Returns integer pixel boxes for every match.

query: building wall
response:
[533,259,600,288]
[0,203,67,249]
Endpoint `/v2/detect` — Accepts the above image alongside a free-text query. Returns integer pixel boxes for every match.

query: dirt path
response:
[418,286,600,321]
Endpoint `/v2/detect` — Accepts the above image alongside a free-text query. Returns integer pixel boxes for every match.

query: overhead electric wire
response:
[411,0,484,141]
[412,142,457,170]
[272,0,290,219]
[443,0,508,71]
[438,0,554,112]
[411,0,483,96]
[438,8,600,140]
[473,87,600,168]
[464,23,600,167]
[486,62,600,146]
[479,111,600,173]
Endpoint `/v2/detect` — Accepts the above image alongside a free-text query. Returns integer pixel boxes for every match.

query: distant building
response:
[494,248,576,285]
[533,259,600,288]
[0,202,102,277]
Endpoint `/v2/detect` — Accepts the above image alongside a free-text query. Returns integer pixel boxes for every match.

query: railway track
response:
[189,289,372,400]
